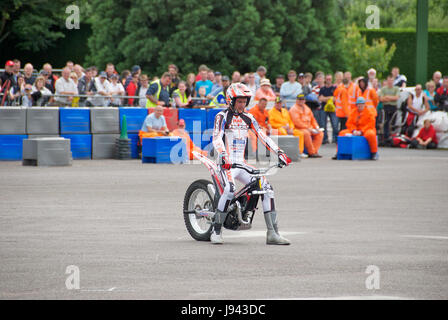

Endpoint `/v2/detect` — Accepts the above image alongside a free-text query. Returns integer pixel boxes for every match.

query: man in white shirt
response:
[88,71,111,106]
[108,74,125,106]
[280,70,302,109]
[55,67,78,106]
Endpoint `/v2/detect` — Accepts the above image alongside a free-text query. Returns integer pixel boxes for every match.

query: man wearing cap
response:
[255,78,276,101]
[54,67,79,106]
[124,65,141,89]
[290,94,323,158]
[280,70,302,109]
[88,71,112,106]
[1,60,17,105]
[171,119,207,160]
[338,97,378,160]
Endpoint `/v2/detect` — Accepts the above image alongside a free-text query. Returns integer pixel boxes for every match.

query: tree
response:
[342,24,396,79]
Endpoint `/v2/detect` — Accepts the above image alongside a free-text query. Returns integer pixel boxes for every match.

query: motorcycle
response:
[183,151,283,241]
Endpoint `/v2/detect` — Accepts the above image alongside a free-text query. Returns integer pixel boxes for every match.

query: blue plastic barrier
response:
[337,136,373,160]
[0,135,28,160]
[142,137,187,163]
[60,108,90,134]
[206,108,224,130]
[128,133,140,159]
[178,108,207,133]
[119,107,148,133]
[61,134,92,159]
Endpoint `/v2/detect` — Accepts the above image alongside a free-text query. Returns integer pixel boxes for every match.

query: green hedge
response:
[361,28,448,86]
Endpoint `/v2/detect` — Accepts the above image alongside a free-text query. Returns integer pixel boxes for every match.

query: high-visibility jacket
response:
[146,80,162,108]
[173,88,188,106]
[289,103,319,130]
[210,91,226,107]
[346,107,376,135]
[249,105,269,128]
[268,107,294,131]
[347,82,358,112]
[333,84,350,118]
[356,87,379,117]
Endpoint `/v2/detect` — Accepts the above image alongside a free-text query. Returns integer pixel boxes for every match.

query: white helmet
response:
[225,82,252,113]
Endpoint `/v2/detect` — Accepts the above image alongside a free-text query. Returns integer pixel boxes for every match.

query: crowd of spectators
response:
[1,58,447,150]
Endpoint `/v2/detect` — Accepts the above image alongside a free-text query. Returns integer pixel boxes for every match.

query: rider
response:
[211,82,292,245]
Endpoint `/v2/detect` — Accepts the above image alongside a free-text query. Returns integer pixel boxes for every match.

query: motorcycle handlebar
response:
[222,163,281,175]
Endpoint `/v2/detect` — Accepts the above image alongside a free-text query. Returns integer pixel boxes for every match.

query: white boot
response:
[264,211,290,245]
[210,230,223,244]
[210,210,227,245]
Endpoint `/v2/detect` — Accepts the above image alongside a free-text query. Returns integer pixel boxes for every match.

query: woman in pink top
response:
[255,78,276,101]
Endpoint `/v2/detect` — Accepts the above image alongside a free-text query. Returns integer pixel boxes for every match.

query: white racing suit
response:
[212,108,290,244]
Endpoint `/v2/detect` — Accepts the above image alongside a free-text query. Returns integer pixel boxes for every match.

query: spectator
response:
[192,87,209,108]
[9,73,25,106]
[312,71,324,87]
[42,63,58,93]
[434,76,448,111]
[138,105,170,142]
[371,78,380,91]
[391,66,407,88]
[186,73,196,98]
[409,119,438,149]
[311,72,324,96]
[195,64,209,82]
[333,78,351,132]
[146,72,172,108]
[54,67,78,106]
[109,74,125,106]
[126,72,140,106]
[302,73,313,96]
[404,84,430,137]
[137,74,150,108]
[310,72,325,128]
[21,84,33,107]
[208,71,223,99]
[121,70,131,86]
[248,97,270,152]
[378,75,400,142]
[209,76,229,108]
[367,68,377,88]
[246,72,257,95]
[356,77,379,117]
[195,69,213,97]
[78,67,94,106]
[255,79,276,102]
[280,70,302,109]
[12,59,21,84]
[23,63,36,85]
[231,71,241,84]
[172,81,191,108]
[423,81,437,111]
[254,66,267,87]
[31,76,52,106]
[172,119,207,159]
[70,72,79,87]
[124,65,140,89]
[168,64,180,94]
[241,72,250,85]
[268,97,294,136]
[73,64,85,80]
[289,93,323,158]
[1,60,16,105]
[272,74,284,97]
[207,70,215,82]
[338,97,379,160]
[318,74,338,144]
[105,63,118,80]
[89,71,111,107]
[432,71,443,90]
[90,66,98,78]
[66,61,74,72]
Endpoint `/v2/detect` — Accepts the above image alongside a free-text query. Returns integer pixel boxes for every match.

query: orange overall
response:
[355,87,379,117]
[268,107,304,153]
[289,103,323,156]
[171,128,207,160]
[339,107,378,153]
[334,84,351,119]
[248,104,270,151]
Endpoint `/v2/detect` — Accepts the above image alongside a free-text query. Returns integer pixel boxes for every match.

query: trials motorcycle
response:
[183,151,284,241]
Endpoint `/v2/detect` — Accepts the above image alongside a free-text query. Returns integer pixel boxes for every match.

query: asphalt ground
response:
[0,145,447,300]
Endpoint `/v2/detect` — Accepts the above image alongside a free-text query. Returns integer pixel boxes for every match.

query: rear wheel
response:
[183,179,215,241]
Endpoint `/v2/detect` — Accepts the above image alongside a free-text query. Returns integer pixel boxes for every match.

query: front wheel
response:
[183,179,215,241]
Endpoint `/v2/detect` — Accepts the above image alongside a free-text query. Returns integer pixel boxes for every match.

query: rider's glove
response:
[218,153,232,170]
[278,150,291,167]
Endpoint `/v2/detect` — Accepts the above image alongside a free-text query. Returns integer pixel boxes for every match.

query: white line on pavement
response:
[402,235,448,240]
[224,231,307,239]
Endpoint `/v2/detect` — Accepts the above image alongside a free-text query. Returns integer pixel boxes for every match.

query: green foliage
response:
[362,28,448,85]
[342,24,396,79]
[86,0,345,79]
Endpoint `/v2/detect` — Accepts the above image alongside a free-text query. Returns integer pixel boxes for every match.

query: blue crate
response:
[128,133,140,159]
[60,108,90,134]
[61,134,92,159]
[337,136,373,160]
[206,108,225,130]
[0,135,27,160]
[178,108,207,133]
[142,137,187,163]
[119,107,148,133]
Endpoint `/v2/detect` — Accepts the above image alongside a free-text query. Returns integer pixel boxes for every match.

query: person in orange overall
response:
[268,97,305,155]
[338,96,379,160]
[289,94,323,158]
[334,78,351,131]
[356,78,378,117]
[248,98,271,152]
[344,71,358,113]
[171,119,207,160]
[138,105,171,143]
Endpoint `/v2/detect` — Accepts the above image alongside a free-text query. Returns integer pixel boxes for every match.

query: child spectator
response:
[410,119,438,149]
[192,87,209,108]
